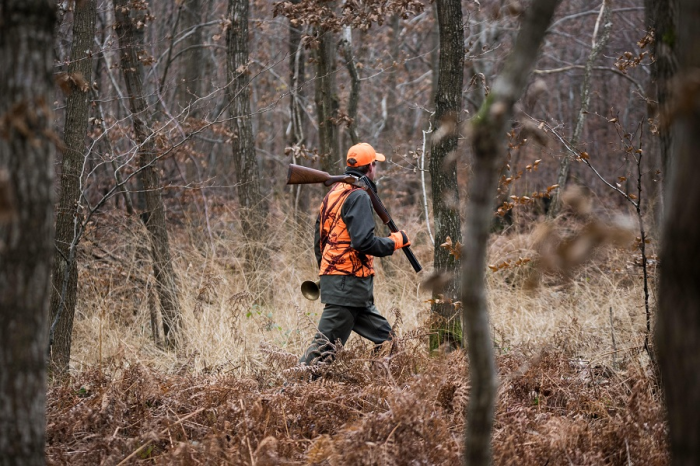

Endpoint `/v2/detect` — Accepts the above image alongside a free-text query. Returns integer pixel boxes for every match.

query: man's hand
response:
[389,231,411,250]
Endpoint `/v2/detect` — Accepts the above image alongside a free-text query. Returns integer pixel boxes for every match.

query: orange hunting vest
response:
[319,183,374,277]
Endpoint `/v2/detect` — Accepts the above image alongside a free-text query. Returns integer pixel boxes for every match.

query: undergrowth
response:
[47,202,668,464]
[46,340,667,465]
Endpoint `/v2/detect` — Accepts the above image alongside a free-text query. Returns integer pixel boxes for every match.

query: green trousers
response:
[300,303,392,365]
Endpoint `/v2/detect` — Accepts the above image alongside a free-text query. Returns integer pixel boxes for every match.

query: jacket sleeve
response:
[314,213,322,268]
[342,190,396,258]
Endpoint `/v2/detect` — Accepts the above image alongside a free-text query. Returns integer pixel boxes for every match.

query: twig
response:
[626,438,632,466]
[158,4,183,94]
[92,88,134,214]
[529,117,638,207]
[116,408,206,466]
[533,65,645,96]
[384,423,402,443]
[609,306,617,368]
[634,124,653,362]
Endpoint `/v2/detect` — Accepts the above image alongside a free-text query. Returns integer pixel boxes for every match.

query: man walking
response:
[300,142,411,366]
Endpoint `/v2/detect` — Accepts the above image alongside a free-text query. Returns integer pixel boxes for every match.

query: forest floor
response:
[45,204,668,465]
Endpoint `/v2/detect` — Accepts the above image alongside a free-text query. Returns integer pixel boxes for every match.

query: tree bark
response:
[0,1,57,463]
[383,14,401,137]
[114,0,182,346]
[226,0,270,303]
[314,18,340,173]
[227,0,263,213]
[339,27,360,146]
[464,0,559,464]
[429,0,464,350]
[176,0,204,114]
[656,1,700,463]
[288,5,306,148]
[549,0,612,218]
[645,0,677,222]
[287,4,310,218]
[429,2,440,106]
[49,0,97,375]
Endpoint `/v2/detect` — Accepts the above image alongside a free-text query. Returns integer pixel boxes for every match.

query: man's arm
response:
[342,190,396,257]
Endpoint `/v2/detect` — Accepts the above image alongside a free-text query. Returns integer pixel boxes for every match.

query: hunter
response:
[300,142,411,367]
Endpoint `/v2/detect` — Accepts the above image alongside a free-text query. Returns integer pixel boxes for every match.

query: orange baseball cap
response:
[346,143,386,167]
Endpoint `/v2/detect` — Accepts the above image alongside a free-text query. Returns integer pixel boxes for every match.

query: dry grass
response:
[47,201,668,464]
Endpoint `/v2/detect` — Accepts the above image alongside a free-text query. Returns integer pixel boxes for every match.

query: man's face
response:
[367,161,377,181]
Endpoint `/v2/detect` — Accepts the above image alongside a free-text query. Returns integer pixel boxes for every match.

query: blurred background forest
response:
[2,0,690,463]
[49,0,659,359]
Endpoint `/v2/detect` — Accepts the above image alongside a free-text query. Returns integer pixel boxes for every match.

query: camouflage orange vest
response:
[319,183,374,277]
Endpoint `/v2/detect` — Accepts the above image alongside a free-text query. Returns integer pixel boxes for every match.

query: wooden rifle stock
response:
[287,164,356,186]
[286,164,422,273]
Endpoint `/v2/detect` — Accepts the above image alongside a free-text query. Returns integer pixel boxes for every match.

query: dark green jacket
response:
[314,170,396,307]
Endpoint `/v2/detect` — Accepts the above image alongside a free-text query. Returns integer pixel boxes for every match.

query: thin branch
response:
[158,5,183,93]
[531,116,639,208]
[546,6,643,32]
[549,0,613,217]
[421,123,434,245]
[533,65,646,96]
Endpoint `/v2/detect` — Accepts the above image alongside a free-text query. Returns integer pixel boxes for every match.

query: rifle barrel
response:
[362,182,422,273]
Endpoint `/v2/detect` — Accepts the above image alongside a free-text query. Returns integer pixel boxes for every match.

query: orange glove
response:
[389,231,411,250]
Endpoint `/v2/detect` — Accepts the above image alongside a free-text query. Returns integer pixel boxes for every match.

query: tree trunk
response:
[645,0,677,223]
[227,0,270,303]
[464,0,559,464]
[0,1,57,463]
[288,5,310,217]
[429,0,464,350]
[49,0,97,375]
[429,2,440,106]
[288,4,306,148]
[383,14,401,137]
[227,0,263,214]
[549,0,612,218]
[656,1,700,463]
[176,0,204,114]
[314,19,340,173]
[114,0,182,346]
[339,27,360,146]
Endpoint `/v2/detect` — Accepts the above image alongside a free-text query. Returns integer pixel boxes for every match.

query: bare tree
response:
[339,26,360,146]
[176,0,205,113]
[287,3,310,217]
[463,0,560,463]
[227,0,270,302]
[227,0,264,215]
[429,0,464,350]
[0,0,57,462]
[645,0,677,222]
[549,0,612,218]
[114,0,182,346]
[656,0,700,463]
[49,0,97,375]
[288,3,306,149]
[382,14,401,137]
[314,8,341,172]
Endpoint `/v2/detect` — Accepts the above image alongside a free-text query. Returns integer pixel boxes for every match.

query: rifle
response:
[287,164,423,273]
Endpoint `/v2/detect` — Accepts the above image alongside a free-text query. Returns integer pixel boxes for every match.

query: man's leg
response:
[351,304,393,346]
[299,303,355,365]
